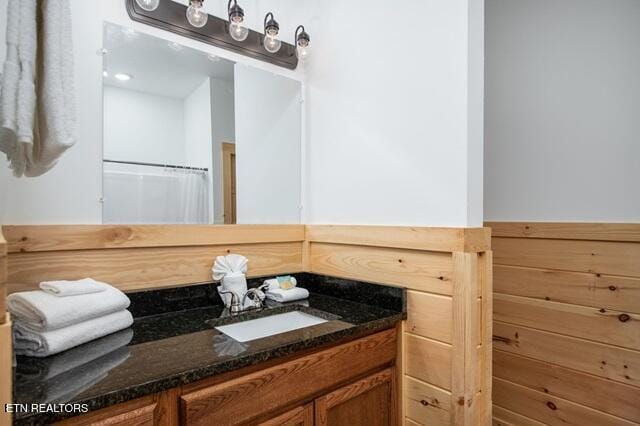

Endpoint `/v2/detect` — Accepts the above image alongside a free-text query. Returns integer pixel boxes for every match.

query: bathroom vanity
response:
[13,275,405,425]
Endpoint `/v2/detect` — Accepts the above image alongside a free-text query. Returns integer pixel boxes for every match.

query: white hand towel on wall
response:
[0,0,76,177]
[7,285,130,331]
[13,310,133,357]
[39,278,109,297]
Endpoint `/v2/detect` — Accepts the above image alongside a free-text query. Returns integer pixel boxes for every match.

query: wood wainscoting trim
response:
[487,221,640,242]
[305,225,491,253]
[0,314,11,426]
[0,230,6,324]
[3,224,305,253]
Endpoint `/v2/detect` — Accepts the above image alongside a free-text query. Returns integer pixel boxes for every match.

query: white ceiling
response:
[103,22,234,99]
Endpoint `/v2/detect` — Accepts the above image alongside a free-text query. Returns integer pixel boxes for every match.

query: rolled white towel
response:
[39,278,109,297]
[265,287,309,303]
[7,285,130,331]
[13,310,134,357]
[217,272,248,307]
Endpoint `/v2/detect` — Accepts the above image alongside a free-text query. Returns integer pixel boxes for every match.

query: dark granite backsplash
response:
[128,273,404,318]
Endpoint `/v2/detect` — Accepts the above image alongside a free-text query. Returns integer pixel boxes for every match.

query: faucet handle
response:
[219,289,242,313]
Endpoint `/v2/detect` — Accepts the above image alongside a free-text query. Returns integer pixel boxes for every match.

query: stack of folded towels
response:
[263,276,309,303]
[8,278,133,358]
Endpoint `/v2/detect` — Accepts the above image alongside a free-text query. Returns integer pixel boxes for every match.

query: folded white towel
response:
[265,287,309,303]
[13,310,133,357]
[39,278,109,297]
[212,254,248,281]
[7,285,130,331]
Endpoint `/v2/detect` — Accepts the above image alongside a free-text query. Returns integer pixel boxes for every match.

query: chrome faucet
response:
[219,287,266,314]
[218,289,243,314]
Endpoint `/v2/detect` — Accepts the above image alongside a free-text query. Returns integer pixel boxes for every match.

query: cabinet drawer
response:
[56,397,157,426]
[180,328,397,426]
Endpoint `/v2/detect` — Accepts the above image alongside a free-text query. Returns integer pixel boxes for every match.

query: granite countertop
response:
[13,273,406,425]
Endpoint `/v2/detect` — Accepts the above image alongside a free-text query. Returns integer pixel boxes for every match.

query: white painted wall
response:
[104,86,186,165]
[234,65,301,224]
[210,78,235,224]
[184,79,212,169]
[485,0,640,222]
[301,0,484,226]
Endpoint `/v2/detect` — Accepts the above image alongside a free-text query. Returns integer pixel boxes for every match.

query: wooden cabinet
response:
[55,329,397,426]
[315,368,396,426]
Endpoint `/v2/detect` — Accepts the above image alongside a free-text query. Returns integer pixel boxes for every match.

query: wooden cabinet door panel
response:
[315,368,397,426]
[258,404,314,426]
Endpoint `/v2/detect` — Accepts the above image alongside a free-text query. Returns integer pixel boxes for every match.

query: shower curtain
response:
[102,162,209,224]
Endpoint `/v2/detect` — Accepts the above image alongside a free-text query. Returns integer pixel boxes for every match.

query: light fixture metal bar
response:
[125,0,298,69]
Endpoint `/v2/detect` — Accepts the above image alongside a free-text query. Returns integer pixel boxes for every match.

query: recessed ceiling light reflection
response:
[114,73,132,81]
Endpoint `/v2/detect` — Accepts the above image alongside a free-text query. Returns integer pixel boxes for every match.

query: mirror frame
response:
[125,0,299,70]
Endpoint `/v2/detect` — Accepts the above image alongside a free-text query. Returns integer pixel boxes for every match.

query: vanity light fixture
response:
[262,12,281,53]
[126,0,310,69]
[134,0,159,12]
[228,0,249,42]
[114,73,132,81]
[186,0,208,28]
[295,25,311,61]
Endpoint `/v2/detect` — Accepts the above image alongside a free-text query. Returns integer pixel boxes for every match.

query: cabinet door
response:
[315,368,397,426]
[258,404,314,426]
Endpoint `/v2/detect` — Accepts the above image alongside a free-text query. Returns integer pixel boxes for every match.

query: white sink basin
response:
[215,311,328,342]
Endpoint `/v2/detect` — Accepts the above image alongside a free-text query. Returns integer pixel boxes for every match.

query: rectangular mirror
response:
[102,23,301,224]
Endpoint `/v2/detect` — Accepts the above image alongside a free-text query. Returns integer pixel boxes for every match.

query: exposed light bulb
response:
[186,0,208,28]
[295,25,311,62]
[135,0,159,12]
[103,70,109,78]
[264,36,281,53]
[296,43,310,61]
[228,0,249,42]
[263,13,281,53]
[229,21,249,41]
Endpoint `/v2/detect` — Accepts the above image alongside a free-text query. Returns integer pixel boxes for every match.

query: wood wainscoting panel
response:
[309,242,453,295]
[404,375,451,425]
[493,321,640,387]
[494,350,640,423]
[488,222,640,425]
[494,293,639,349]
[492,378,636,426]
[493,237,640,277]
[494,264,640,314]
[7,241,303,293]
[404,333,452,391]
[307,225,492,425]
